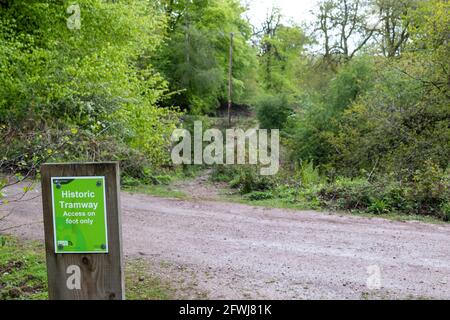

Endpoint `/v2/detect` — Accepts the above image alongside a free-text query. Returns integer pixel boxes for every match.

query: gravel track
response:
[2,183,450,299]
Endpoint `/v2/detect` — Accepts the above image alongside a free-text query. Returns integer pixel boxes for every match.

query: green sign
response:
[51,176,108,253]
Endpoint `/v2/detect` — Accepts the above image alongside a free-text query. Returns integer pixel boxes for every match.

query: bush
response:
[381,180,412,212]
[0,1,180,179]
[319,177,375,210]
[286,57,376,168]
[154,175,172,185]
[296,161,326,187]
[234,167,277,194]
[317,170,450,219]
[368,199,390,214]
[256,94,292,130]
[122,176,141,187]
[215,166,277,194]
[245,191,274,201]
[210,165,239,183]
[441,202,450,222]
[411,161,450,216]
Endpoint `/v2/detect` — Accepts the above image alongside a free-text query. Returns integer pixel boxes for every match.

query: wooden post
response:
[40,162,124,300]
[228,32,234,126]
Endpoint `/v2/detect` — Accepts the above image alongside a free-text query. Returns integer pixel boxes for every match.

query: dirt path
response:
[1,181,450,299]
[172,169,226,200]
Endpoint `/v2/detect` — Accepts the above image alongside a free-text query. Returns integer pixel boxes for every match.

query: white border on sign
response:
[50,176,109,254]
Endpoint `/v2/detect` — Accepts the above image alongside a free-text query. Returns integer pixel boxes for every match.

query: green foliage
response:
[154,175,172,186]
[410,161,450,216]
[210,164,238,182]
[232,167,276,194]
[258,22,309,97]
[0,0,180,176]
[287,57,376,166]
[326,57,376,113]
[211,165,276,194]
[0,236,47,300]
[441,203,450,222]
[122,176,141,187]
[317,173,450,218]
[0,0,448,222]
[368,199,390,215]
[319,177,374,210]
[245,191,274,201]
[296,161,325,187]
[275,0,450,220]
[156,0,258,113]
[330,58,449,177]
[122,170,173,187]
[256,94,292,129]
[233,162,449,219]
[325,1,449,178]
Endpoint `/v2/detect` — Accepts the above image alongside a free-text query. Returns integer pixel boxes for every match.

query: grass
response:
[125,259,174,300]
[125,169,446,225]
[124,184,187,199]
[222,190,446,225]
[0,235,175,300]
[121,167,206,199]
[123,171,446,225]
[342,209,446,224]
[0,235,48,300]
[224,192,312,210]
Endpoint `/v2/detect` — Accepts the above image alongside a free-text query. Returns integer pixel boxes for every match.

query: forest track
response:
[2,182,450,299]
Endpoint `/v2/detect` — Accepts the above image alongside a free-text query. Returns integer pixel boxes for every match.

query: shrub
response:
[122,176,141,187]
[245,191,274,201]
[222,166,277,194]
[154,175,172,185]
[273,184,298,203]
[368,199,390,214]
[316,169,450,219]
[381,180,413,212]
[210,165,239,183]
[0,1,180,178]
[411,161,450,216]
[319,177,376,210]
[296,161,325,187]
[256,94,292,130]
[441,202,450,222]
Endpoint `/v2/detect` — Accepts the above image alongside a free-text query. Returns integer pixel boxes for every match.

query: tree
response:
[0,0,180,175]
[313,0,377,68]
[156,0,258,114]
[321,0,449,177]
[256,7,282,89]
[286,57,376,167]
[405,0,449,100]
[256,94,292,130]
[375,0,413,57]
[254,8,309,97]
